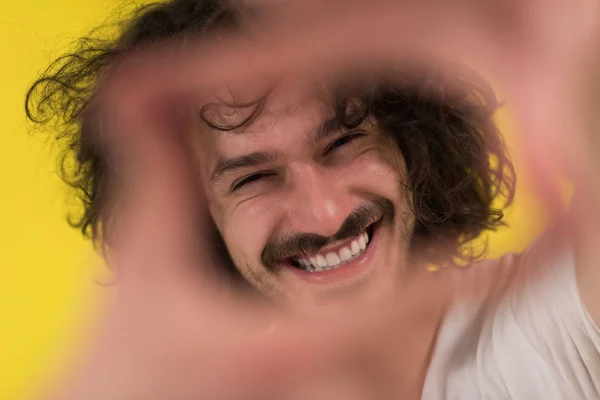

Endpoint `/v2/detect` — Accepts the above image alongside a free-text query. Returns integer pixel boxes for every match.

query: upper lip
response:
[285,218,379,261]
[300,234,361,257]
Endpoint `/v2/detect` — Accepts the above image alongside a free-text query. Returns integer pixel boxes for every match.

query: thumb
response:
[98,86,226,289]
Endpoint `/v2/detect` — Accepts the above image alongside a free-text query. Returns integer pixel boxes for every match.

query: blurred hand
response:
[46,0,600,399]
[49,60,457,400]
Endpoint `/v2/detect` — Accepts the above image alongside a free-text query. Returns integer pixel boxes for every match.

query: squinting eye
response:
[323,133,365,156]
[232,172,274,191]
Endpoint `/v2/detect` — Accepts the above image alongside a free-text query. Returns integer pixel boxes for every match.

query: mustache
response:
[261,198,395,269]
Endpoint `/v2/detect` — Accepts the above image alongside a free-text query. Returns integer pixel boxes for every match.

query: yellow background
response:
[0,1,547,399]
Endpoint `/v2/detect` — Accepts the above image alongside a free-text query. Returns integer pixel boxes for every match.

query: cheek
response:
[220,199,282,267]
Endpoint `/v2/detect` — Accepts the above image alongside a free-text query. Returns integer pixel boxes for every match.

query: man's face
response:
[195,85,415,306]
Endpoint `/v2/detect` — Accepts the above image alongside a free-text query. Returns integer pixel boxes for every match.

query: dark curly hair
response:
[25,0,515,267]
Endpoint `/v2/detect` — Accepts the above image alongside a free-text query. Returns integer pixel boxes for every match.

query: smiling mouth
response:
[287,222,376,272]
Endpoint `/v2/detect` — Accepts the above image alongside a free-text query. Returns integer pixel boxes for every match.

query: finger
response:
[88,0,517,103]
[211,261,519,398]
[93,82,222,293]
[178,269,443,398]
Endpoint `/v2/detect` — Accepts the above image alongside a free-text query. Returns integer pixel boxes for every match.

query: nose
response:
[285,164,355,237]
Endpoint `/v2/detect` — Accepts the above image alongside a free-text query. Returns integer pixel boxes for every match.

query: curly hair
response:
[25,0,515,267]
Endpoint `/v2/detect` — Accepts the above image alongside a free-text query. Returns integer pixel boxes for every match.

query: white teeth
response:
[300,259,315,271]
[339,247,352,262]
[358,235,366,251]
[316,254,328,268]
[350,240,360,256]
[293,229,373,272]
[326,252,341,266]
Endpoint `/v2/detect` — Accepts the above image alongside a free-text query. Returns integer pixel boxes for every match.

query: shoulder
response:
[425,236,600,399]
[440,226,579,317]
[434,253,521,309]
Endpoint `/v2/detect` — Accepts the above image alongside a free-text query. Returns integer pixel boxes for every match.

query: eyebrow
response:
[210,151,281,182]
[209,116,344,182]
[316,116,342,141]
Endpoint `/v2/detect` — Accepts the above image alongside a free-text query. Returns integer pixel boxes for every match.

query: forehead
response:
[195,84,335,161]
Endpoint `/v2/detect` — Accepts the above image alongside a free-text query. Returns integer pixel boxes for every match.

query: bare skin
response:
[42,0,600,399]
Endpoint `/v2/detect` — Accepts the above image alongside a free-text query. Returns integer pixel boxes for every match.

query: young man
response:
[27,0,600,398]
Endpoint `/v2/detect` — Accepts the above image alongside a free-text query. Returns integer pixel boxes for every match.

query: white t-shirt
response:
[422,230,600,399]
